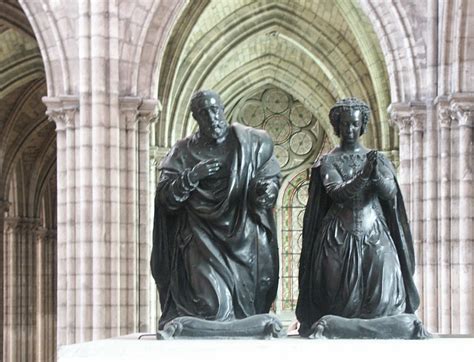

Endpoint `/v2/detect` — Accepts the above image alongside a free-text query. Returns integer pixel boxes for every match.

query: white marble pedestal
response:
[58,333,474,362]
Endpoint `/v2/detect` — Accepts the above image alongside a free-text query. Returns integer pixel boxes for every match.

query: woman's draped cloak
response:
[151,124,280,329]
[295,153,420,336]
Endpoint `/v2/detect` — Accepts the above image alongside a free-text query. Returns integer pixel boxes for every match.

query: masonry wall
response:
[1,1,472,361]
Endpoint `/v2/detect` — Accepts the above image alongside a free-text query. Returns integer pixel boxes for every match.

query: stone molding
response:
[438,109,453,128]
[0,199,11,213]
[411,111,426,133]
[436,97,453,129]
[434,94,474,129]
[449,94,474,128]
[4,217,41,233]
[42,96,80,132]
[139,99,161,125]
[42,96,161,131]
[388,101,426,134]
[35,227,57,243]
[35,226,48,242]
[120,97,141,130]
[120,97,161,131]
[390,114,412,134]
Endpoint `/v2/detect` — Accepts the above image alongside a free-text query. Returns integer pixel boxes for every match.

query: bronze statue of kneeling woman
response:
[296,98,430,339]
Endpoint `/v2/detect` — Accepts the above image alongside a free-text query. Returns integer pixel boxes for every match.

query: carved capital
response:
[47,229,57,241]
[22,218,41,232]
[120,97,161,131]
[451,103,474,128]
[120,97,141,130]
[47,109,78,131]
[138,99,161,126]
[35,227,56,243]
[435,96,453,128]
[35,226,48,242]
[438,108,453,128]
[5,217,20,233]
[5,217,41,234]
[448,93,474,128]
[43,96,79,131]
[411,112,426,132]
[388,102,426,134]
[0,199,10,214]
[389,113,412,134]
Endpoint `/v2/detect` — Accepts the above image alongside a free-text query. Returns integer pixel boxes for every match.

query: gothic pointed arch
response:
[0,2,56,361]
[157,0,393,154]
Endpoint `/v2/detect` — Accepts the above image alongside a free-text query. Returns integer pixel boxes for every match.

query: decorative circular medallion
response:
[296,234,303,251]
[297,209,305,228]
[239,100,265,127]
[264,115,292,144]
[289,132,313,156]
[290,103,313,128]
[274,145,289,167]
[262,88,290,114]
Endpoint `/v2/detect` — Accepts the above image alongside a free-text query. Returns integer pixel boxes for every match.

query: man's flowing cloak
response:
[295,157,420,336]
[151,123,280,329]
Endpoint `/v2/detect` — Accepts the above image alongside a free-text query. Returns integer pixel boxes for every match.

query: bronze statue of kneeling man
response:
[296,98,431,339]
[151,90,284,339]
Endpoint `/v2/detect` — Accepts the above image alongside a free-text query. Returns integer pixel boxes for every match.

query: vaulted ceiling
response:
[0,0,54,222]
[157,0,394,153]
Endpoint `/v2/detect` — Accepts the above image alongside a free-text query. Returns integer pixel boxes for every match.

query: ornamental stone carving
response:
[43,96,79,132]
[120,97,160,131]
[0,199,10,214]
[451,102,474,128]
[388,102,426,134]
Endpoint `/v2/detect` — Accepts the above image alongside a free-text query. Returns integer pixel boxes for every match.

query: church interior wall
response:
[0,0,472,360]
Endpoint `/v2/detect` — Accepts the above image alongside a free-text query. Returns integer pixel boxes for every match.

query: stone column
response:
[0,199,10,360]
[35,228,57,362]
[448,106,462,332]
[43,97,79,346]
[43,0,160,342]
[119,97,159,334]
[437,98,454,333]
[44,93,157,345]
[138,104,159,333]
[388,104,413,207]
[89,0,114,341]
[450,97,474,333]
[45,92,159,344]
[422,104,439,331]
[388,102,427,323]
[410,107,428,325]
[410,108,425,248]
[4,217,41,362]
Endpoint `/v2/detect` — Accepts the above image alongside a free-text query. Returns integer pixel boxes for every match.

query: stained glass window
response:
[231,86,326,313]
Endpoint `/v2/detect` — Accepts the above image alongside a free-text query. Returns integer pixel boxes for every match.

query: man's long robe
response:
[151,123,280,329]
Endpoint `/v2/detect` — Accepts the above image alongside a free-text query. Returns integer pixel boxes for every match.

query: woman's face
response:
[339,109,362,143]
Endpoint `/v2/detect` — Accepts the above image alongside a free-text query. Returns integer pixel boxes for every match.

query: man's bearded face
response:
[195,96,228,141]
